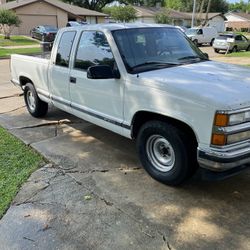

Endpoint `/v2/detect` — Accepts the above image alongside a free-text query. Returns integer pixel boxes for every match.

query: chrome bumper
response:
[198,142,250,172]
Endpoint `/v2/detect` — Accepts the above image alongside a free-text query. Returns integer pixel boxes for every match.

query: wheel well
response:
[131,111,198,145]
[19,76,32,88]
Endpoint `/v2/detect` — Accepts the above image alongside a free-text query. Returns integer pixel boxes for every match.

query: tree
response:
[154,9,172,24]
[0,9,21,39]
[103,6,137,22]
[61,0,114,11]
[164,0,183,10]
[229,0,250,12]
[163,0,228,13]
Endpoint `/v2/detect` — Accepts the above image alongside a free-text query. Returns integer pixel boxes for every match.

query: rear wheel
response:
[231,46,238,53]
[24,83,48,117]
[136,121,197,186]
[214,49,219,53]
[247,45,250,51]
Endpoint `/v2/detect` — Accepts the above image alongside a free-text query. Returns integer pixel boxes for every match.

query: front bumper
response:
[198,142,250,172]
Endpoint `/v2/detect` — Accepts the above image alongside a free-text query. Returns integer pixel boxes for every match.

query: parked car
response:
[66,21,88,27]
[185,27,218,46]
[11,24,250,186]
[30,25,58,42]
[213,33,250,53]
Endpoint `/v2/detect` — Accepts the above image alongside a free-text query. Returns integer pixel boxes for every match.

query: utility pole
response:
[191,0,196,27]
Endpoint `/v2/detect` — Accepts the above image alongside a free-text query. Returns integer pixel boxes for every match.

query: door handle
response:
[70,76,76,84]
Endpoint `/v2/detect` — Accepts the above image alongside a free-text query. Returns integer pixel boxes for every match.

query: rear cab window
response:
[55,31,76,68]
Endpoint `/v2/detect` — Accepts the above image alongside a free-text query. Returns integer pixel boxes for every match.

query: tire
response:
[232,46,238,53]
[24,83,48,118]
[214,49,219,53]
[136,121,197,186]
[210,38,215,46]
[247,46,250,51]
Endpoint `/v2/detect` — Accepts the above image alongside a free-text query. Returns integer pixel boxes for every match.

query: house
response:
[0,0,107,35]
[133,6,226,32]
[225,12,250,31]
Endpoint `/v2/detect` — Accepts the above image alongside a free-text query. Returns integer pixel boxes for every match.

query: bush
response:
[0,9,21,39]
[154,9,172,24]
[103,6,137,23]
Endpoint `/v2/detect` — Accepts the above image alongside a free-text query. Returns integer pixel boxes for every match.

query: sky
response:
[227,0,248,2]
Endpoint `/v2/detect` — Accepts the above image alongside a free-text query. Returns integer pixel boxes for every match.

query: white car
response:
[186,27,218,46]
[213,33,250,53]
[11,24,250,185]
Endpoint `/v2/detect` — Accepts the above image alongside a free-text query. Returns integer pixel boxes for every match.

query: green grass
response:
[226,51,250,57]
[0,35,39,47]
[0,47,42,57]
[0,127,44,218]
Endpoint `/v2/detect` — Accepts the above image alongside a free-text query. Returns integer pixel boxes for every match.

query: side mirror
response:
[87,65,120,79]
[203,53,209,59]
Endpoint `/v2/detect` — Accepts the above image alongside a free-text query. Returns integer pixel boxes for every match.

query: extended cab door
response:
[49,31,76,112]
[69,31,125,135]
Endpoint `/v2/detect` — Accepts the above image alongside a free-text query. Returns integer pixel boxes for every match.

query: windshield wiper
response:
[132,61,180,70]
[178,56,207,61]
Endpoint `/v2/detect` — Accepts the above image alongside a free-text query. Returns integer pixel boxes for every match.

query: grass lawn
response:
[226,51,250,57]
[0,127,44,218]
[0,35,39,47]
[0,47,42,58]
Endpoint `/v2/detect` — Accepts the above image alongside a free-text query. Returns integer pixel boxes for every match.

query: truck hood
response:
[138,60,250,110]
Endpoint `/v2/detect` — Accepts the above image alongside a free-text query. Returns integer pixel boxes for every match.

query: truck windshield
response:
[185,28,198,36]
[112,27,207,74]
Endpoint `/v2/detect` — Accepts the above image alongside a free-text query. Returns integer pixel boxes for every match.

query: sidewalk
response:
[0,44,41,49]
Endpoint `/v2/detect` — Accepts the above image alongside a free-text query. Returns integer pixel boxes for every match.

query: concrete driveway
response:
[0,59,250,250]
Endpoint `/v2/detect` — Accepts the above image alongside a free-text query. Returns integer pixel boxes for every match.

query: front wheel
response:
[24,83,48,117]
[210,38,215,46]
[136,121,197,186]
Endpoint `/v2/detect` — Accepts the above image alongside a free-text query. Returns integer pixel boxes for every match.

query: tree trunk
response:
[197,0,205,26]
[204,0,212,26]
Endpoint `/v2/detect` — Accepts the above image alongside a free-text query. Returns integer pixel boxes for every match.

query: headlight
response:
[212,110,250,146]
[214,111,250,126]
[227,131,250,144]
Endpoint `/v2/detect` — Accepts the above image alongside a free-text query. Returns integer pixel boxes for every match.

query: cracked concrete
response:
[0,59,250,250]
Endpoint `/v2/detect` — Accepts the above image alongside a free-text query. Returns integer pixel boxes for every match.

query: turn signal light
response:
[214,113,228,127]
[211,134,227,146]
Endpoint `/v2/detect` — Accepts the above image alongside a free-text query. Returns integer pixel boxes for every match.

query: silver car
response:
[213,33,250,53]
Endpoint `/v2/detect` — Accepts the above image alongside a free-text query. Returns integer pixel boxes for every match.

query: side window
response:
[197,29,203,35]
[56,31,76,68]
[235,35,242,41]
[242,35,248,41]
[74,31,115,71]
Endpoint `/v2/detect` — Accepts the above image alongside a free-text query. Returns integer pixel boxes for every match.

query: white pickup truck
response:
[11,23,250,185]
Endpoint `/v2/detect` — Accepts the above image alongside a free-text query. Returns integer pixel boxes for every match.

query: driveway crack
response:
[0,105,26,115]
[0,93,23,100]
[10,119,73,130]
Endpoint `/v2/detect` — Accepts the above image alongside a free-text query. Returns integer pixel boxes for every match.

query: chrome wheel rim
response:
[146,135,175,172]
[27,90,36,111]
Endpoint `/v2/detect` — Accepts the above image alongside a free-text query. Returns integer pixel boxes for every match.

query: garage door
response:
[18,15,57,35]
